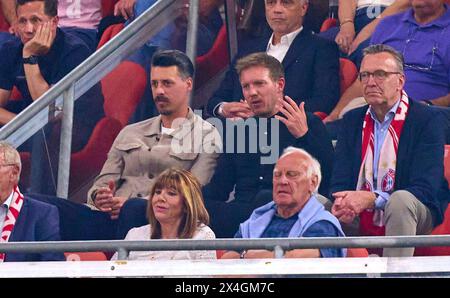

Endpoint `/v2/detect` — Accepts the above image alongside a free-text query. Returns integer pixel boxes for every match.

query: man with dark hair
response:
[202,52,334,238]
[0,0,103,152]
[206,0,340,118]
[330,44,449,257]
[88,49,220,222]
[32,50,221,241]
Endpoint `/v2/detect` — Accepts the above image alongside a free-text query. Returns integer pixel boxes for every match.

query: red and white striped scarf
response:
[357,91,409,231]
[0,186,24,262]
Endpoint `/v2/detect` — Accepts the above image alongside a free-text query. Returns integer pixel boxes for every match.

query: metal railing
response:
[1,235,450,260]
[0,0,240,198]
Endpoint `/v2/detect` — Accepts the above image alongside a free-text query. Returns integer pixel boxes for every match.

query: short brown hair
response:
[17,0,58,17]
[235,52,284,82]
[147,168,210,239]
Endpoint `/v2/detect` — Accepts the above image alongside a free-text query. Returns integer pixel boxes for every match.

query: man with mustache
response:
[330,44,449,257]
[32,50,221,241]
[88,49,220,221]
[221,147,345,259]
[206,0,340,118]
[202,52,334,238]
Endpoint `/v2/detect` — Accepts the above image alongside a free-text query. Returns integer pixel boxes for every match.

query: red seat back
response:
[346,248,369,258]
[65,251,108,261]
[101,61,147,126]
[339,58,358,96]
[0,6,9,32]
[195,25,229,88]
[97,23,125,49]
[320,18,337,32]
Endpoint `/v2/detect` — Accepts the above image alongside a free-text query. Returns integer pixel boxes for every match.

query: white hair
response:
[279,146,321,193]
[0,142,22,183]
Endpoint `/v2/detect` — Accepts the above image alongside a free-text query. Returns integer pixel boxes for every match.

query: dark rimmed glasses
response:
[358,70,402,83]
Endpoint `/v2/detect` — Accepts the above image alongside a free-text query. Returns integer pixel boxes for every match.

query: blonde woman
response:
[112,168,216,260]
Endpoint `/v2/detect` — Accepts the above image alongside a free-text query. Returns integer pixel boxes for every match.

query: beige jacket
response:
[87,109,221,206]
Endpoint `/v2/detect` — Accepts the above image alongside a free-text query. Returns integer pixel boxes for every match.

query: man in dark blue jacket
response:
[206,0,340,118]
[202,52,334,238]
[330,44,449,257]
[0,142,64,262]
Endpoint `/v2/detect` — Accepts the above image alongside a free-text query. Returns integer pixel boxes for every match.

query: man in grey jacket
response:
[32,50,221,240]
[89,49,221,219]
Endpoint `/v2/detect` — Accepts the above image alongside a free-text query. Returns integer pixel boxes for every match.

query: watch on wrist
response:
[239,250,247,259]
[23,55,38,65]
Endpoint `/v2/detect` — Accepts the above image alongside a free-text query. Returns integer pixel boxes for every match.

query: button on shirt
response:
[368,99,401,210]
[266,27,303,63]
[0,192,14,232]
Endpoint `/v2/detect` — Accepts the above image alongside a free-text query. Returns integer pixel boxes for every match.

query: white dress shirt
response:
[0,191,14,232]
[266,26,303,62]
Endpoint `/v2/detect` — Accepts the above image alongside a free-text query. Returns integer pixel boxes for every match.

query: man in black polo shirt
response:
[0,0,103,152]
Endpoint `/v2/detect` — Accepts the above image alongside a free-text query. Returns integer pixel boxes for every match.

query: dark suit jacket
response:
[5,196,65,262]
[330,100,449,226]
[203,112,334,203]
[206,29,340,115]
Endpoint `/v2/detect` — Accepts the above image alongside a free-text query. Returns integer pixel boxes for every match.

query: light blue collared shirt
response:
[0,191,14,232]
[368,99,401,210]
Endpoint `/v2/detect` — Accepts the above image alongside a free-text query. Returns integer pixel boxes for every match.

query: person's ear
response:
[185,77,193,91]
[10,165,20,185]
[277,77,285,93]
[310,175,318,194]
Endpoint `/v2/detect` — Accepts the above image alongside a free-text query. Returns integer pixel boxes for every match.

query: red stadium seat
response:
[0,6,9,32]
[102,61,147,126]
[414,145,450,256]
[339,58,358,95]
[346,248,369,258]
[97,23,125,49]
[195,25,229,89]
[320,18,337,32]
[65,251,108,261]
[314,58,358,120]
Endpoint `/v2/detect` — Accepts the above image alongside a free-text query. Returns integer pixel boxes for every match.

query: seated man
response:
[0,142,64,262]
[0,0,104,152]
[221,147,346,259]
[324,0,450,124]
[2,0,103,53]
[206,0,340,118]
[33,50,221,241]
[330,45,449,257]
[202,52,334,238]
[57,0,103,53]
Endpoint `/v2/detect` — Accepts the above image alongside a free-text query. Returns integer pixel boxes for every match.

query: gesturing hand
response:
[220,100,254,120]
[23,21,55,57]
[114,0,136,20]
[274,96,308,138]
[94,180,116,212]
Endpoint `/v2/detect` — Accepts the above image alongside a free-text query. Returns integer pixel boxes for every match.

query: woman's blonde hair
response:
[147,168,210,239]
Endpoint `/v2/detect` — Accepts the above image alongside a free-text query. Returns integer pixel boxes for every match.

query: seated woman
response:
[112,168,216,260]
[319,0,409,56]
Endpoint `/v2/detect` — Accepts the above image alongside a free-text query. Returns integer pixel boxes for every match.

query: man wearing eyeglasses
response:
[324,0,449,124]
[330,44,449,257]
[0,141,64,262]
